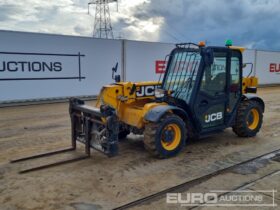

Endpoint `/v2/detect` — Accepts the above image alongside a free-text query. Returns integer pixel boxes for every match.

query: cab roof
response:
[229,46,246,53]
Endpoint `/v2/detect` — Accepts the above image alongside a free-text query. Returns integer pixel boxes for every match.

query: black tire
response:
[143,114,186,158]
[232,100,263,137]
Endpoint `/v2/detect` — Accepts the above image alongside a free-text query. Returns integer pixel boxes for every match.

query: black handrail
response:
[175,42,200,48]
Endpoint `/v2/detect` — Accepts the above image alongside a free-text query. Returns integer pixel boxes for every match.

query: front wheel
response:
[144,114,186,158]
[232,100,263,137]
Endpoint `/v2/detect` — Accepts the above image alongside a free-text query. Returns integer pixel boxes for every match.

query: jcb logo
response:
[205,112,223,123]
[136,85,158,97]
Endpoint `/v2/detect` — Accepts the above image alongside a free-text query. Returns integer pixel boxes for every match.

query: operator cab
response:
[159,41,243,135]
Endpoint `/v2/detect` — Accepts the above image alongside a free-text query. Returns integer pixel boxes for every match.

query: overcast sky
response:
[0,0,279,50]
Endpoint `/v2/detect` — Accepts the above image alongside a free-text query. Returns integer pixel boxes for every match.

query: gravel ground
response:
[0,87,280,210]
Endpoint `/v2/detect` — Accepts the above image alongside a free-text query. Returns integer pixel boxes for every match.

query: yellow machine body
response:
[242,77,259,94]
[96,81,165,128]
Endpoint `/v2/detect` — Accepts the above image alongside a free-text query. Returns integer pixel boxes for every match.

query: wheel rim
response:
[161,123,181,151]
[247,108,260,130]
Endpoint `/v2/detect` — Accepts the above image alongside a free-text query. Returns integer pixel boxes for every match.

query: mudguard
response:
[144,105,188,122]
[243,94,265,112]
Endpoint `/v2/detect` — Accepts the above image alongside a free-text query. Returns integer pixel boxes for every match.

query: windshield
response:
[162,49,202,102]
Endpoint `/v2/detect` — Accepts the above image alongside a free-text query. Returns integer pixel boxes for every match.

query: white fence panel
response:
[125,40,174,82]
[255,50,280,85]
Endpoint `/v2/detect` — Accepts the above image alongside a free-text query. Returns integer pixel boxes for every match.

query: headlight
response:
[155,89,165,98]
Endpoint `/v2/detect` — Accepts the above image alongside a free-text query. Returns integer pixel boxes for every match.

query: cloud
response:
[128,0,280,50]
[0,0,279,50]
[108,0,164,41]
[0,0,91,35]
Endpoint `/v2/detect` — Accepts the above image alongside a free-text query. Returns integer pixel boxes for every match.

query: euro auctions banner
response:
[0,30,122,102]
[0,52,85,81]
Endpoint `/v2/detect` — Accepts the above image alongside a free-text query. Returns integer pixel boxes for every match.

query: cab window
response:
[200,52,227,96]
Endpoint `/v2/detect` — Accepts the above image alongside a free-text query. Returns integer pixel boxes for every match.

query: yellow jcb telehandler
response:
[69,40,264,158]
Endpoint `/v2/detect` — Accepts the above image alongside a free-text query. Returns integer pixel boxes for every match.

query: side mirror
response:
[112,62,118,73]
[112,62,121,83]
[203,48,214,65]
[243,62,254,77]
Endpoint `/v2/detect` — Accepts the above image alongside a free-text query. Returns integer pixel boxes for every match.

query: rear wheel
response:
[144,114,186,158]
[232,100,263,137]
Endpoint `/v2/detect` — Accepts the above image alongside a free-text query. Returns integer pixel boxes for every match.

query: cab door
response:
[228,50,242,115]
[193,49,229,132]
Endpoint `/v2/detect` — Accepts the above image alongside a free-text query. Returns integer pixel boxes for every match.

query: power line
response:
[161,27,182,43]
[164,22,186,41]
